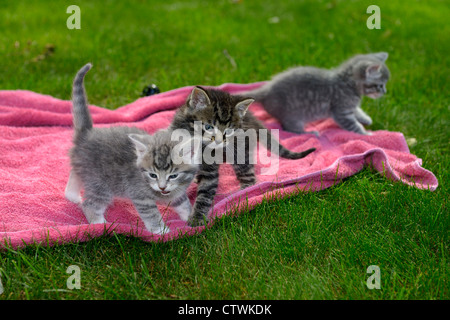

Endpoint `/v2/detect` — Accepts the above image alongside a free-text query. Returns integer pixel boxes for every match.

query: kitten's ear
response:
[128,134,148,159]
[365,64,383,79]
[235,99,254,118]
[373,52,388,62]
[189,86,211,111]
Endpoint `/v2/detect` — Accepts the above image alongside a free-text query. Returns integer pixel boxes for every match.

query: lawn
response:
[0,0,448,300]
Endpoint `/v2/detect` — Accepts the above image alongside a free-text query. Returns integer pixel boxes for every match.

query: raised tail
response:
[254,120,316,160]
[72,63,93,139]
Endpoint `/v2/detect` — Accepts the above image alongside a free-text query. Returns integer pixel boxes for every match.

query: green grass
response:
[0,0,448,300]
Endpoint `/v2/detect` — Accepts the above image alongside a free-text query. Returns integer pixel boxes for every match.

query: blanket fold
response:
[0,83,438,249]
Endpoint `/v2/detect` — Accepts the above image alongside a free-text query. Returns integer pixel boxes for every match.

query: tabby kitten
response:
[170,86,316,226]
[247,52,390,135]
[65,63,199,234]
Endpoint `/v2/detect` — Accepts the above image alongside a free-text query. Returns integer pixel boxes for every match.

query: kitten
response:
[65,63,199,234]
[246,52,390,135]
[169,86,316,226]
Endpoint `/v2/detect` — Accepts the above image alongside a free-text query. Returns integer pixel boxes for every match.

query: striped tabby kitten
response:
[170,86,316,226]
[247,52,390,135]
[65,64,199,234]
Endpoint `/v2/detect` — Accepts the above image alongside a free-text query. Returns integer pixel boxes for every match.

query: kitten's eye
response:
[168,173,179,180]
[224,128,234,136]
[148,173,157,179]
[204,124,214,132]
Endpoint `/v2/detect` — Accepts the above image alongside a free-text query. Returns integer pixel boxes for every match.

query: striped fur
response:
[170,86,316,226]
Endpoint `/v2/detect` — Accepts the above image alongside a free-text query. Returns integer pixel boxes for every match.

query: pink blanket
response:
[0,83,438,249]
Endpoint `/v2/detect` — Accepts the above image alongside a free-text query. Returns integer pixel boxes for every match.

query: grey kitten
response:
[247,52,390,135]
[65,63,199,234]
[169,86,316,226]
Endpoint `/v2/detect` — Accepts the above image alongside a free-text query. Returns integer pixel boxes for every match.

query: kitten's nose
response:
[159,186,166,191]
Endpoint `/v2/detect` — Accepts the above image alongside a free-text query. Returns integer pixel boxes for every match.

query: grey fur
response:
[65,64,199,234]
[247,52,390,135]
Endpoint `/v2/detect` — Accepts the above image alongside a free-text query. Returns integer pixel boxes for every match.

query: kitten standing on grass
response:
[65,63,199,235]
[247,52,390,135]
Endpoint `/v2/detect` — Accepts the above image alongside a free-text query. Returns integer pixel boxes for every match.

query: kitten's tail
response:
[72,63,93,139]
[255,121,316,160]
[245,85,268,102]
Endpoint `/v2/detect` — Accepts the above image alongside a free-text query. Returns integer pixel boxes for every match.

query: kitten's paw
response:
[357,129,372,136]
[65,171,83,204]
[240,181,256,190]
[178,211,190,222]
[83,206,107,225]
[187,216,208,227]
[149,224,170,235]
[88,216,107,224]
[359,119,373,126]
[65,192,82,204]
